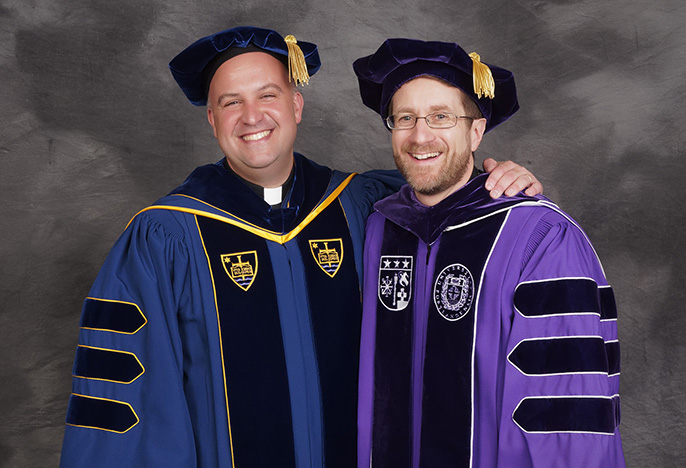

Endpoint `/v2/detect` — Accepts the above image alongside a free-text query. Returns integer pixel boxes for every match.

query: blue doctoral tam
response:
[169,26,321,106]
[352,38,519,132]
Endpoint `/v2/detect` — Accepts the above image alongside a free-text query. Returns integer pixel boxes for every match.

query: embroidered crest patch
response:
[309,239,343,277]
[378,255,413,311]
[221,251,258,291]
[433,263,474,321]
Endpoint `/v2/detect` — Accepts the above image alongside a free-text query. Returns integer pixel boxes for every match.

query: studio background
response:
[1,0,683,466]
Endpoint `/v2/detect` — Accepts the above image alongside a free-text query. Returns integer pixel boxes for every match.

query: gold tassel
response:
[284,35,310,86]
[468,52,495,99]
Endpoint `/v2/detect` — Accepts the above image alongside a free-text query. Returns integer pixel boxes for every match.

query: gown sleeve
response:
[497,209,625,468]
[59,211,198,468]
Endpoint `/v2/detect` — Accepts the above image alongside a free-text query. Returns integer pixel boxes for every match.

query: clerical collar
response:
[222,159,295,208]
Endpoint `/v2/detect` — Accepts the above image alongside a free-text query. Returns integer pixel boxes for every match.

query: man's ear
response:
[469,118,487,152]
[207,107,218,138]
[293,91,304,124]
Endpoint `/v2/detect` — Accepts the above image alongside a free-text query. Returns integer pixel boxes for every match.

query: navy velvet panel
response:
[599,286,618,320]
[80,298,146,334]
[197,216,296,468]
[372,221,419,468]
[513,396,618,434]
[169,154,332,234]
[420,212,506,468]
[606,341,621,375]
[295,201,361,468]
[66,394,138,433]
[514,278,600,317]
[74,346,144,383]
[509,337,609,375]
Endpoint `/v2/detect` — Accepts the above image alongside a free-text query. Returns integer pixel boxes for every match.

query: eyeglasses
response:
[386,112,474,130]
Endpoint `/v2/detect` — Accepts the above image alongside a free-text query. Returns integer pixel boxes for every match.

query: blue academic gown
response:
[60,153,402,468]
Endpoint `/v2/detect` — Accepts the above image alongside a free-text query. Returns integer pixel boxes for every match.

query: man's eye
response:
[222,100,239,108]
[434,113,448,120]
[398,115,414,122]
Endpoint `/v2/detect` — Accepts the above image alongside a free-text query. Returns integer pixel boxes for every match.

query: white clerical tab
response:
[264,186,283,206]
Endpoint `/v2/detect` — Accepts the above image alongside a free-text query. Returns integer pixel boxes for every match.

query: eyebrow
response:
[394,104,454,114]
[215,83,286,105]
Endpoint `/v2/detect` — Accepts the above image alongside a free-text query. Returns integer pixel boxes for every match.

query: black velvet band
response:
[74,346,144,383]
[66,394,139,433]
[514,396,619,434]
[509,337,609,375]
[80,298,146,334]
[514,278,600,317]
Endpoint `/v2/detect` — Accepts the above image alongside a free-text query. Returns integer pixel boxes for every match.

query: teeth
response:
[411,152,440,160]
[242,130,271,141]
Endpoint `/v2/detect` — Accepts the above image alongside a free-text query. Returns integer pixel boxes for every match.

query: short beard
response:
[394,147,473,196]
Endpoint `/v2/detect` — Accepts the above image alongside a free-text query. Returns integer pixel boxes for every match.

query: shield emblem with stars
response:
[378,255,413,311]
[221,251,258,291]
[309,239,344,278]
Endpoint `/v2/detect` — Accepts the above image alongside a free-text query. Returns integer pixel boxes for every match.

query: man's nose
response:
[240,101,265,125]
[408,118,436,144]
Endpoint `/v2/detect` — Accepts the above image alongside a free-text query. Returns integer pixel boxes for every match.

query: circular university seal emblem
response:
[433,263,474,321]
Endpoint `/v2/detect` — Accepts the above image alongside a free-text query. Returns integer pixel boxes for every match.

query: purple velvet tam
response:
[352,38,519,132]
[169,26,321,106]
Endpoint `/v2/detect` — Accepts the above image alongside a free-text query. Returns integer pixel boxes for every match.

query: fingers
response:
[482,157,498,174]
[524,179,544,197]
[482,160,543,198]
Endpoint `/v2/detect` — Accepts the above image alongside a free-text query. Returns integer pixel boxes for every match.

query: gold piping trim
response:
[81,297,148,335]
[73,345,145,384]
[67,393,140,434]
[195,215,236,467]
[127,173,358,244]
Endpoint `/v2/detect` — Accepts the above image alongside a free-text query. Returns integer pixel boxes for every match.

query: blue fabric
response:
[169,26,321,106]
[66,395,138,433]
[60,155,405,468]
[80,298,146,334]
[74,346,144,383]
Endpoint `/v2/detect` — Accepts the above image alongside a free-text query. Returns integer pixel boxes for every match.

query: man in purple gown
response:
[353,39,626,468]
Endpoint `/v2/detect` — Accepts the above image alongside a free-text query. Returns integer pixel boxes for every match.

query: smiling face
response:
[390,76,486,206]
[206,52,304,187]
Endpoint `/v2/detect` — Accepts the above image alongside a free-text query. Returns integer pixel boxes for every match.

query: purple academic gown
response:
[358,174,625,468]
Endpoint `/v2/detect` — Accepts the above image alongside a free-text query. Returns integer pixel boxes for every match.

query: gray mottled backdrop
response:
[1,0,684,466]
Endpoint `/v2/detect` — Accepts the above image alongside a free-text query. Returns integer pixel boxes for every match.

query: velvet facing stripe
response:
[513,396,620,434]
[372,221,418,468]
[295,200,363,468]
[508,337,608,375]
[419,212,507,468]
[197,215,296,468]
[66,394,139,433]
[80,298,147,334]
[514,278,601,317]
[74,346,144,384]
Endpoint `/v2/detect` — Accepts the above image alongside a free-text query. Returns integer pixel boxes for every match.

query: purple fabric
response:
[358,175,626,467]
[352,39,519,132]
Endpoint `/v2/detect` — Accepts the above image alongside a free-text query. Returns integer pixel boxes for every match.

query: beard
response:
[393,144,473,196]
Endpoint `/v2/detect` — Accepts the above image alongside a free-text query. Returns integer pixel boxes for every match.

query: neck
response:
[414,164,477,207]
[223,158,296,207]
